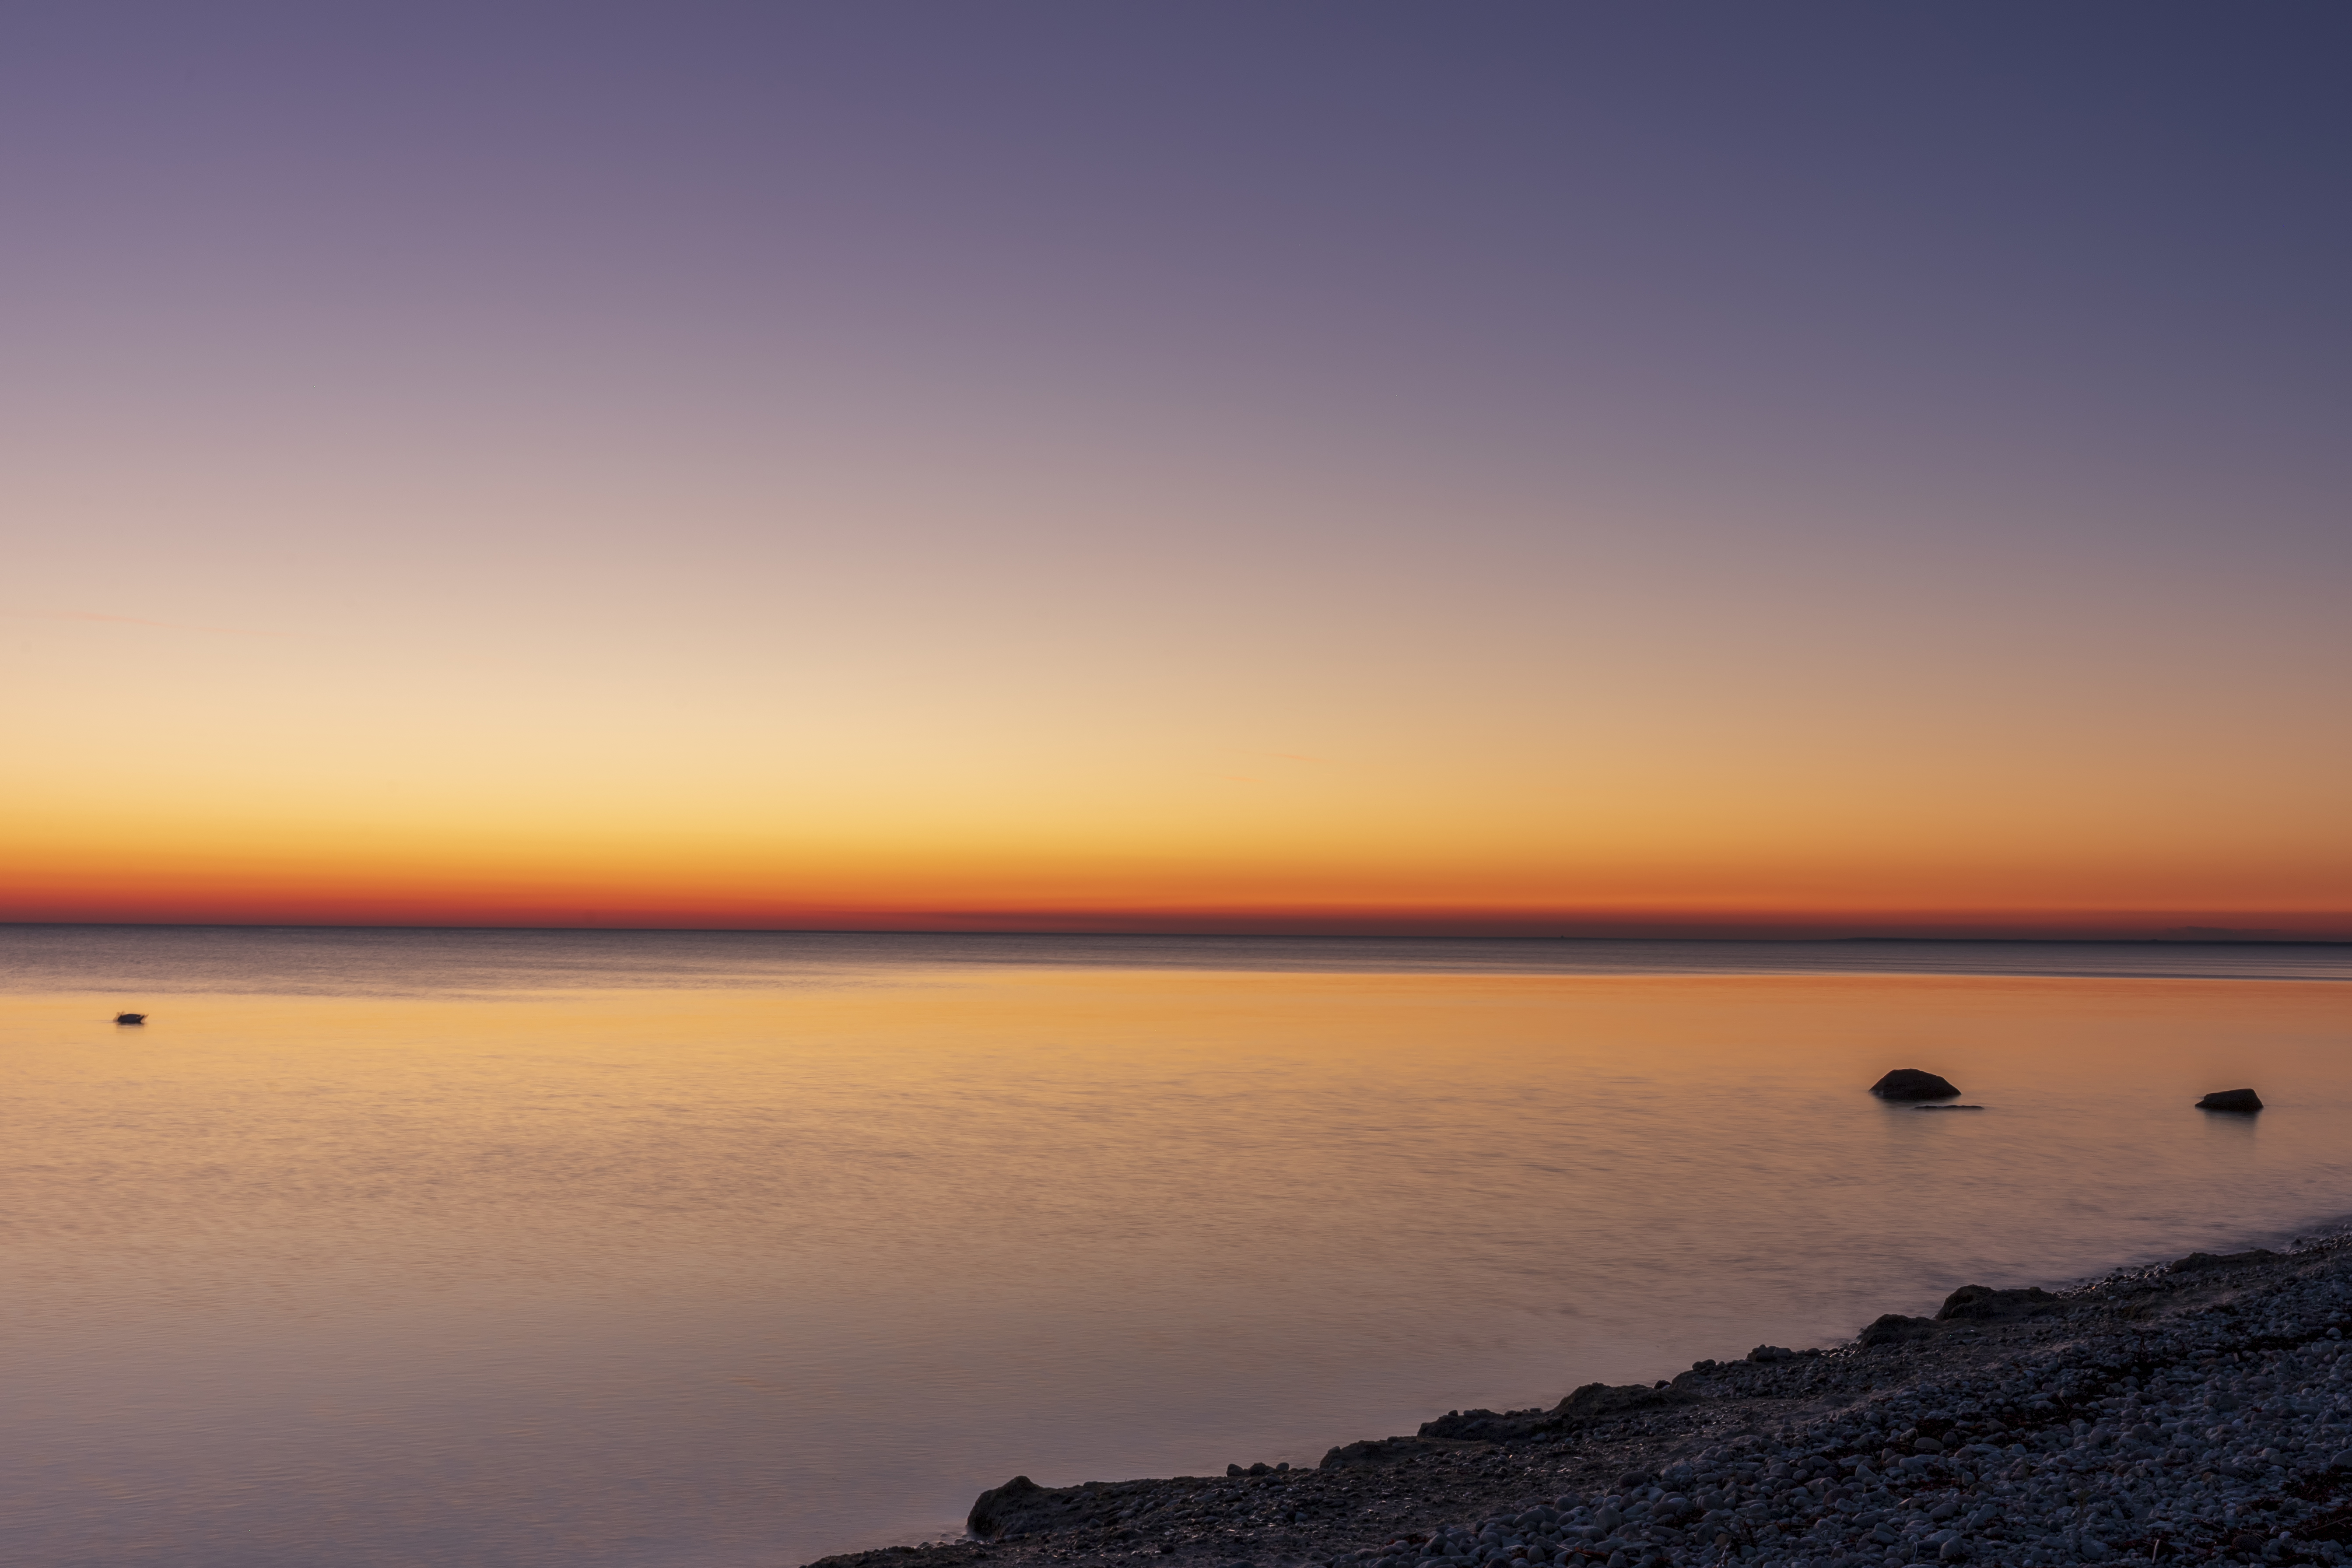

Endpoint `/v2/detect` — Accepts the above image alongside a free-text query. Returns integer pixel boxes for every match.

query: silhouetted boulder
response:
[1858,1313,1936,1347]
[1872,1069,1960,1100]
[1321,1434,1483,1469]
[2197,1088,2263,1112]
[114,1013,146,1024]
[967,1476,1044,1537]
[2167,1249,2278,1274]
[1936,1284,2061,1321]
[1553,1379,1695,1423]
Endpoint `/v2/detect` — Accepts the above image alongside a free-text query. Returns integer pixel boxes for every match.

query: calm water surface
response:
[4,928,2350,1567]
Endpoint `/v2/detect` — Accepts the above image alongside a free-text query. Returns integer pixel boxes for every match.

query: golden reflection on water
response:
[4,969,2348,1567]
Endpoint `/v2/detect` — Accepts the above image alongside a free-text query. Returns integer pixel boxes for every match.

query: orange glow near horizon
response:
[10,589,2348,937]
[9,796,2348,938]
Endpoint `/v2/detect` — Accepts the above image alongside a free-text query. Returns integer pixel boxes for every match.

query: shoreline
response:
[806,1237,2352,1568]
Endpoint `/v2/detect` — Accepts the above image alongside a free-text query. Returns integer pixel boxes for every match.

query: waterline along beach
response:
[867,1239,2352,1568]
[5,928,2350,1566]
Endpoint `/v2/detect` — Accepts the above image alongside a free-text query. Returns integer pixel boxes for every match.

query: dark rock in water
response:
[1871,1069,1960,1100]
[2197,1088,2263,1112]
[1747,1345,1795,1363]
[1936,1284,2061,1322]
[1858,1313,1937,1347]
[2167,1248,2279,1274]
[114,1013,146,1024]
[967,1476,1042,1538]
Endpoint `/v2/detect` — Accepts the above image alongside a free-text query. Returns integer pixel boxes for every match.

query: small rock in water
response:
[1871,1069,1961,1100]
[114,1012,147,1024]
[2196,1087,2263,1112]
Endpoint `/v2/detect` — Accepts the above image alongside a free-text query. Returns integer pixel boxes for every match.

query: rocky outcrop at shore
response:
[809,1235,2352,1568]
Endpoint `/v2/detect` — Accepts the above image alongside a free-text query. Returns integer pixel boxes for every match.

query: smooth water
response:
[4,928,2349,1567]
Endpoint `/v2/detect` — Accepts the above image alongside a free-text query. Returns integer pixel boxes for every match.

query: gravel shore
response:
[806,1233,2352,1568]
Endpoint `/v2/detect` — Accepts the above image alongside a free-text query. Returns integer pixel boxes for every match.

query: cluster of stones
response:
[1332,1245,2352,1568]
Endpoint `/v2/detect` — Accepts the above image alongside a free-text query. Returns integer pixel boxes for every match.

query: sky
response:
[5,2,2349,938]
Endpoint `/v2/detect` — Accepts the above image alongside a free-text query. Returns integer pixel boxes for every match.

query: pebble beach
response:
[810,1234,2352,1568]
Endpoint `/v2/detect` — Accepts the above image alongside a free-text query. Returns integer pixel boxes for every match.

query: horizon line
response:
[4,919,2348,948]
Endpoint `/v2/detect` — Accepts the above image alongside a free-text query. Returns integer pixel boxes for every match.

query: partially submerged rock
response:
[2197,1087,2263,1112]
[114,1012,146,1024]
[1872,1069,1961,1101]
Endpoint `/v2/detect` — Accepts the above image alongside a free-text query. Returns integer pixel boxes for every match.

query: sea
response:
[5,926,2349,1567]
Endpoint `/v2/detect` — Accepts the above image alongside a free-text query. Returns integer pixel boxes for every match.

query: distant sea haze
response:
[4,927,2348,1567]
[3,924,2349,996]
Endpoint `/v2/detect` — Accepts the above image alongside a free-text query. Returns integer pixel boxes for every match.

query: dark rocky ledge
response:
[803,1238,2352,1568]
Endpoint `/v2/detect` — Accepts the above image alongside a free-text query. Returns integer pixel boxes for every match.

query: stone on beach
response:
[2167,1247,2279,1273]
[1550,1380,1696,1422]
[2197,1088,2264,1112]
[1858,1312,1937,1347]
[1871,1069,1962,1101]
[966,1475,1045,1538]
[1934,1284,2060,1322]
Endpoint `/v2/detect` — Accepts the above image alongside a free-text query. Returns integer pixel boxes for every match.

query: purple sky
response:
[7,3,2349,931]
